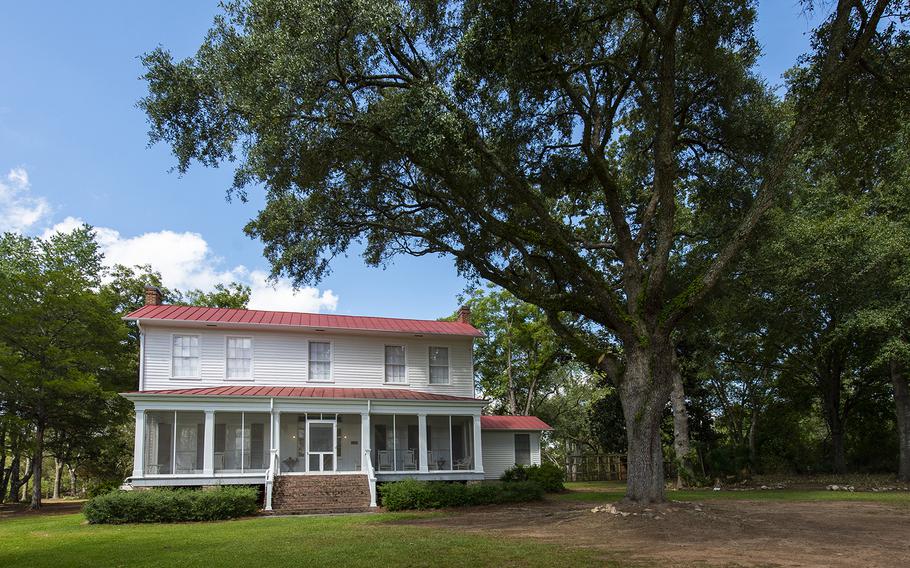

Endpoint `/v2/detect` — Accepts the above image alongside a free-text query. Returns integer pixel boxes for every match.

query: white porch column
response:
[473,414,484,474]
[360,412,371,473]
[132,409,145,478]
[418,413,428,472]
[203,410,215,476]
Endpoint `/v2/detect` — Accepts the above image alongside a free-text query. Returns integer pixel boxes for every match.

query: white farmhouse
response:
[122,286,551,512]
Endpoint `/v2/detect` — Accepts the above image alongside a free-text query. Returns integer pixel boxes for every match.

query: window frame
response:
[170,334,201,380]
[383,344,408,384]
[307,340,334,383]
[514,433,531,466]
[428,346,450,385]
[224,335,254,381]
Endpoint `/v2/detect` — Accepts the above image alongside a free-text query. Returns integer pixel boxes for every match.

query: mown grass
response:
[0,511,616,568]
[557,481,910,504]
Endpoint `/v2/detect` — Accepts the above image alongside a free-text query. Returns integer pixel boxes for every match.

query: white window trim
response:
[307,339,334,383]
[383,344,408,385]
[170,333,201,380]
[428,345,450,385]
[224,335,254,381]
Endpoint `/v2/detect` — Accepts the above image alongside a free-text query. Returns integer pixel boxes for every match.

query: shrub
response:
[501,463,565,492]
[86,480,122,499]
[83,486,259,524]
[379,479,543,511]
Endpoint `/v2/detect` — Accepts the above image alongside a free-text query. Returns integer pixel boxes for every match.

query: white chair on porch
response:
[377,450,393,471]
[401,449,417,470]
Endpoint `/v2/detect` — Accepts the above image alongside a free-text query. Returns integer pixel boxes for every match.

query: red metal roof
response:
[480,415,552,431]
[125,385,484,402]
[124,305,483,337]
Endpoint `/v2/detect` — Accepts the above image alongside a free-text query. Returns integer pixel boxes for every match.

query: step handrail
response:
[264,448,279,511]
[364,449,377,507]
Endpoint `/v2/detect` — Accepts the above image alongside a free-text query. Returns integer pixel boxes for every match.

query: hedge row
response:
[83,486,259,524]
[379,479,543,511]
[501,463,565,492]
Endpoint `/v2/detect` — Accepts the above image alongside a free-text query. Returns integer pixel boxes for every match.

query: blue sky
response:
[0,1,821,319]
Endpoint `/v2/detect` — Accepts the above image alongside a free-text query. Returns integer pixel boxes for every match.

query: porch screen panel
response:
[450,416,474,470]
[245,413,271,472]
[393,415,419,471]
[144,410,174,475]
[426,416,451,470]
[215,413,244,473]
[372,416,394,471]
[175,411,205,473]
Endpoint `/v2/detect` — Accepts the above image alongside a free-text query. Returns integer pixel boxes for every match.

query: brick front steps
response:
[271,474,374,514]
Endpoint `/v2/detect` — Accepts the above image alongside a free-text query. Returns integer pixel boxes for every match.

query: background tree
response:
[140,0,894,502]
[460,286,569,415]
[0,229,132,508]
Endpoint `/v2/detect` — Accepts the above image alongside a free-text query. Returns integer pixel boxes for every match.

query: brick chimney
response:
[457,305,471,325]
[144,285,163,306]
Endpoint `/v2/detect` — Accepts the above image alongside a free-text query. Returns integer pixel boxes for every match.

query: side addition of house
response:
[122,287,551,513]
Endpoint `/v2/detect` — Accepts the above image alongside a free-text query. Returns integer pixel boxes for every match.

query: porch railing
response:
[364,449,377,507]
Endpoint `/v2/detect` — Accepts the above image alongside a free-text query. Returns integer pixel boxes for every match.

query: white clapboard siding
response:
[481,431,541,479]
[141,325,475,397]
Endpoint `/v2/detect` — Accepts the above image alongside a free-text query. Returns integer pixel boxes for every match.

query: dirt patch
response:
[0,499,86,519]
[393,497,910,567]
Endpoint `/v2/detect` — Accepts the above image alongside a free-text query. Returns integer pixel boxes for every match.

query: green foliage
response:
[501,463,565,492]
[379,479,542,511]
[82,487,259,524]
[458,286,569,416]
[86,480,123,499]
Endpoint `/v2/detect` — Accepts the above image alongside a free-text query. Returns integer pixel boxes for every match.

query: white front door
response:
[306,420,336,472]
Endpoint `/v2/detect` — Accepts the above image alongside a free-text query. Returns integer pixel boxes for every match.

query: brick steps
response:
[272,474,373,514]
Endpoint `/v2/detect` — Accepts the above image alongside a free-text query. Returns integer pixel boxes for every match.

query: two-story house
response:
[122,286,551,513]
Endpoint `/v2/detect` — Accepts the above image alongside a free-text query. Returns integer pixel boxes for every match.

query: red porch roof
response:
[125,385,484,402]
[479,415,553,431]
[124,305,483,337]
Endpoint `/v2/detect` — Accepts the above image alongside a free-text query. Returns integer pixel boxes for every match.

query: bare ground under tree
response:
[392,496,910,567]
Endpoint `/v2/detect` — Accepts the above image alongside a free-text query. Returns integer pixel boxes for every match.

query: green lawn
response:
[558,481,910,504]
[0,511,612,568]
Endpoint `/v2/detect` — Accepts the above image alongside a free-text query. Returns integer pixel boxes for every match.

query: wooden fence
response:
[564,454,627,481]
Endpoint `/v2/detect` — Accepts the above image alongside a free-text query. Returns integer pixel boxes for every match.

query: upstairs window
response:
[226,337,253,379]
[308,341,332,382]
[172,335,200,378]
[385,345,406,383]
[429,346,449,384]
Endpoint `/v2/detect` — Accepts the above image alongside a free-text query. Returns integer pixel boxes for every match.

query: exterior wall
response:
[141,325,474,397]
[481,430,541,480]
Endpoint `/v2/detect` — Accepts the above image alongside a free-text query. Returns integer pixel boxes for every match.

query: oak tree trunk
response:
[892,361,910,481]
[52,458,63,500]
[748,409,758,469]
[0,424,7,503]
[30,423,45,510]
[619,342,673,503]
[68,465,77,497]
[669,355,692,488]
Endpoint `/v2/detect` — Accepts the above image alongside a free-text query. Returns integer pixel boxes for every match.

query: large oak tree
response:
[140,0,896,502]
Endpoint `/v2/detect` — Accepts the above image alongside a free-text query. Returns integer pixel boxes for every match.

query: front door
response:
[306,420,336,472]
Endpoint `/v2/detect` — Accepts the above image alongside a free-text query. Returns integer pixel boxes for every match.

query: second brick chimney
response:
[456,305,471,325]
[144,285,163,306]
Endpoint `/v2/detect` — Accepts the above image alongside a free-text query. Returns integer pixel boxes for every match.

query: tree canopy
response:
[140,0,902,502]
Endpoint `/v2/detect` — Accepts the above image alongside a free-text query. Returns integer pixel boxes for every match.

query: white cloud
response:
[0,167,51,233]
[41,216,338,313]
